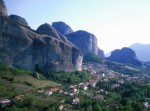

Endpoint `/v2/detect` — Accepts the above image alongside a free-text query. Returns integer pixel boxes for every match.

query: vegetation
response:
[106,61,140,75]
[83,54,105,64]
[95,81,150,111]
[0,64,33,76]
[47,71,92,84]
[1,81,150,111]
[0,64,59,98]
[1,64,150,111]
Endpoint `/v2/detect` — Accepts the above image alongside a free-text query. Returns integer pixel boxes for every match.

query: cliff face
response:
[66,30,98,56]
[107,47,143,66]
[0,0,82,72]
[0,0,7,16]
[52,21,105,58]
[98,48,104,58]
[52,21,73,35]
[9,15,28,26]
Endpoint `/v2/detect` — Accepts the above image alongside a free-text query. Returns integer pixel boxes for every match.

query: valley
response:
[1,0,150,111]
[0,62,150,111]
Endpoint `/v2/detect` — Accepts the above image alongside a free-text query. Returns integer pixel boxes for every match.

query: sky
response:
[4,0,150,55]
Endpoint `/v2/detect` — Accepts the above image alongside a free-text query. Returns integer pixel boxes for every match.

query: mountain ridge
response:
[130,43,150,62]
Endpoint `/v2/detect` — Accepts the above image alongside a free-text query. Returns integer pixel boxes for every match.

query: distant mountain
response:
[130,43,150,62]
[107,47,143,67]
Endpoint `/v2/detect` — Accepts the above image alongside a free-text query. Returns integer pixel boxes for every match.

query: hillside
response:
[1,62,150,111]
[0,64,60,97]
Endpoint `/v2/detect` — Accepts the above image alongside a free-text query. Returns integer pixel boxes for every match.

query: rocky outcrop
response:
[0,0,7,16]
[52,21,73,35]
[0,1,82,73]
[36,23,69,44]
[9,15,28,26]
[66,30,98,56]
[52,22,105,58]
[98,48,104,58]
[107,47,143,66]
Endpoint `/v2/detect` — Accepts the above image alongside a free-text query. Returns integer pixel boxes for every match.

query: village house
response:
[42,87,60,96]
[117,80,124,84]
[144,102,150,108]
[72,97,80,104]
[97,89,108,95]
[89,80,97,87]
[0,99,11,106]
[59,104,64,111]
[68,85,79,95]
[44,90,53,96]
[79,82,88,90]
[111,84,120,89]
[59,88,64,94]
[94,95,104,100]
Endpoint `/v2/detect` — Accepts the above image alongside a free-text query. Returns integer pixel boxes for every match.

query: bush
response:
[0,64,9,70]
[83,54,105,64]
[47,71,92,84]
[1,76,17,83]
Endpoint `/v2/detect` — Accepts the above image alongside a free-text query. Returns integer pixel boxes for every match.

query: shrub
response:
[83,54,105,64]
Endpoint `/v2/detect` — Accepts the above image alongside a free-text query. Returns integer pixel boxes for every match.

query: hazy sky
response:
[4,0,150,54]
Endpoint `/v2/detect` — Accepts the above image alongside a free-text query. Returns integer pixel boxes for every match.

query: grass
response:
[0,64,60,98]
[15,75,60,88]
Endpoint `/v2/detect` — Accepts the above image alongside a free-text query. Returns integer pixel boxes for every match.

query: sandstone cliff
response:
[0,0,7,16]
[9,15,28,27]
[66,30,98,56]
[0,0,82,72]
[52,21,73,35]
[98,48,104,58]
[52,22,104,58]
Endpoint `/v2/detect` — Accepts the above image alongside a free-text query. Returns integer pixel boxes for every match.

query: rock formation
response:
[107,47,143,66]
[36,23,73,45]
[9,15,28,26]
[0,0,7,16]
[52,22,105,58]
[66,30,98,56]
[98,48,104,58]
[52,21,73,35]
[0,0,82,73]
